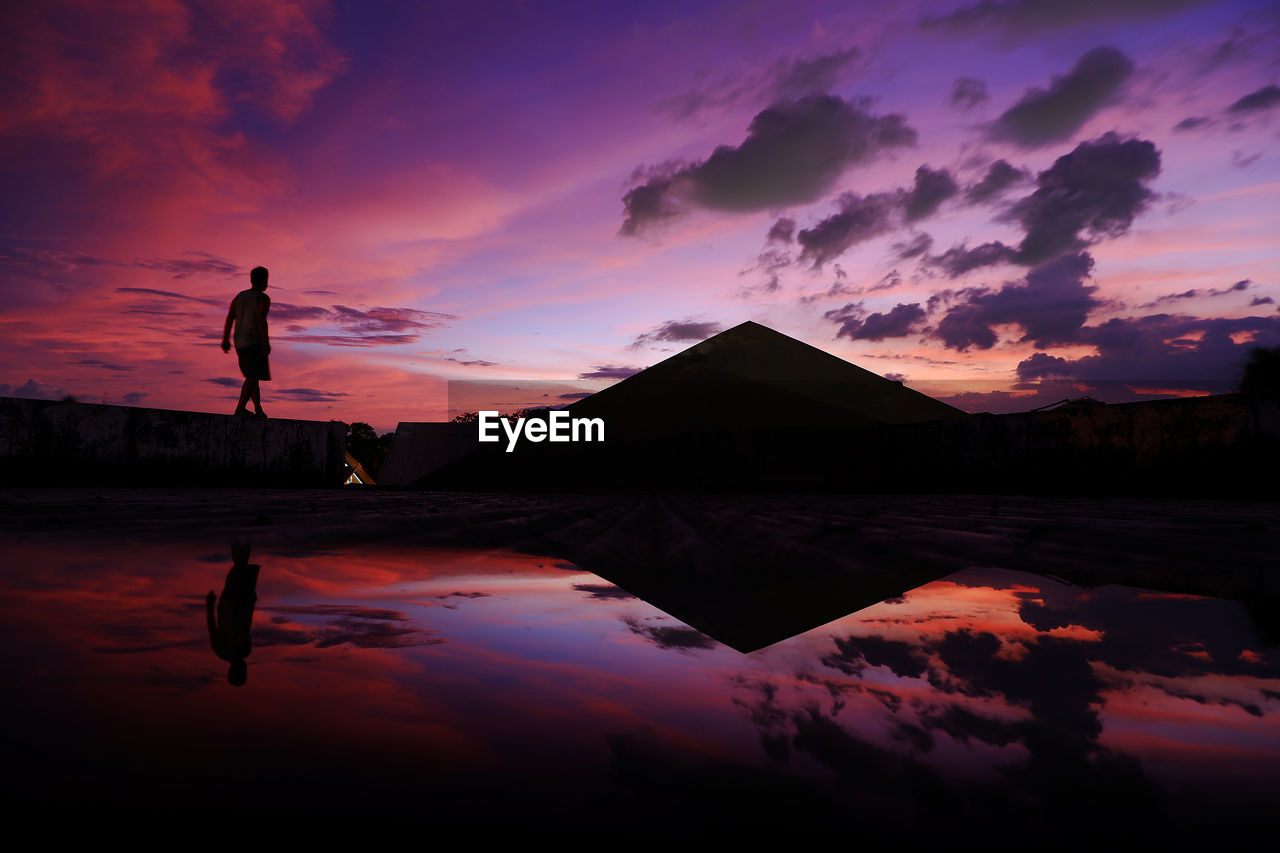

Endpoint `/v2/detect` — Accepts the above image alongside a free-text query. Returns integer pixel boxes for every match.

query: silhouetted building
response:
[415,321,967,490]
[565,320,965,438]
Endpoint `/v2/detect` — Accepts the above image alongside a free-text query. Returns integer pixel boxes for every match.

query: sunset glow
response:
[3,1,1278,428]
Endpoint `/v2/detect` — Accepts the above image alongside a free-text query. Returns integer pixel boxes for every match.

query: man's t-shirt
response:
[231,289,270,349]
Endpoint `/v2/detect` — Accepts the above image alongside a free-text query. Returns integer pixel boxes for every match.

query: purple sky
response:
[2,0,1278,429]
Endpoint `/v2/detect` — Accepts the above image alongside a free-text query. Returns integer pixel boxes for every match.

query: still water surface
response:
[2,539,1277,836]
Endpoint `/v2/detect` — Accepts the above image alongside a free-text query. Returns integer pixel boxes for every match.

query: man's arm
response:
[221,300,235,352]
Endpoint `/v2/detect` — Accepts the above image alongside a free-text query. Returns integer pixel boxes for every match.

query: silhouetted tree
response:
[1239,345,1280,399]
[346,422,395,480]
[452,408,547,422]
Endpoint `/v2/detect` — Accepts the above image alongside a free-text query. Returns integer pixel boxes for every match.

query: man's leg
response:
[249,378,265,417]
[235,379,252,415]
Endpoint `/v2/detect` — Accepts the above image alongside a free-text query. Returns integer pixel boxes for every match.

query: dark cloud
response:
[933,301,997,350]
[0,246,113,271]
[922,0,1206,37]
[269,303,332,322]
[1015,351,1073,379]
[796,191,902,268]
[932,134,1158,275]
[950,77,988,109]
[255,605,443,650]
[1008,132,1161,265]
[263,604,408,621]
[93,637,203,655]
[631,319,723,348]
[204,377,242,388]
[558,391,592,400]
[272,304,455,347]
[770,47,863,99]
[330,305,455,333]
[660,47,862,119]
[618,176,680,234]
[1227,84,1280,114]
[13,250,241,282]
[74,359,134,371]
[573,583,636,600]
[928,241,1017,277]
[730,677,792,759]
[789,164,969,269]
[1231,151,1261,169]
[934,251,1100,350]
[904,166,959,222]
[131,253,242,279]
[893,233,933,261]
[1174,116,1210,132]
[789,705,914,787]
[2,248,240,290]
[1138,279,1251,308]
[1013,581,1276,682]
[275,387,351,402]
[115,287,220,305]
[767,217,795,243]
[740,246,792,296]
[124,307,200,317]
[621,95,916,234]
[821,633,930,678]
[622,616,718,653]
[988,47,1134,148]
[799,280,866,305]
[964,159,1027,203]
[1155,683,1262,717]
[825,302,926,342]
[1252,296,1275,307]
[314,619,440,649]
[822,302,866,337]
[578,365,643,380]
[800,271,903,305]
[430,591,491,609]
[923,704,1021,748]
[443,357,497,367]
[282,333,420,347]
[1201,27,1276,73]
[1016,313,1280,382]
[249,624,314,647]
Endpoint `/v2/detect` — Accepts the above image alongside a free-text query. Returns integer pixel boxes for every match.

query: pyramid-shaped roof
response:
[567,321,964,437]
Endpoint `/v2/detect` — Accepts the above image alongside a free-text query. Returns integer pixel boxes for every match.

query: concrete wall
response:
[0,397,347,486]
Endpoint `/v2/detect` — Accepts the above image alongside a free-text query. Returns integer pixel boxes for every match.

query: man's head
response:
[250,266,269,290]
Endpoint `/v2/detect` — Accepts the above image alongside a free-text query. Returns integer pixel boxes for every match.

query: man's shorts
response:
[236,344,271,381]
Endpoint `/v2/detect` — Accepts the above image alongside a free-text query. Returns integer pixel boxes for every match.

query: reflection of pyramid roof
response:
[567,321,964,436]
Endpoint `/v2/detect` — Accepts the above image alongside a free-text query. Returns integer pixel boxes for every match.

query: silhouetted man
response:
[221,266,271,417]
[207,542,261,686]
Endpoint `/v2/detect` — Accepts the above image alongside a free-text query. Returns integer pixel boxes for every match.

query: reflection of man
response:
[207,543,260,686]
[221,265,271,418]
